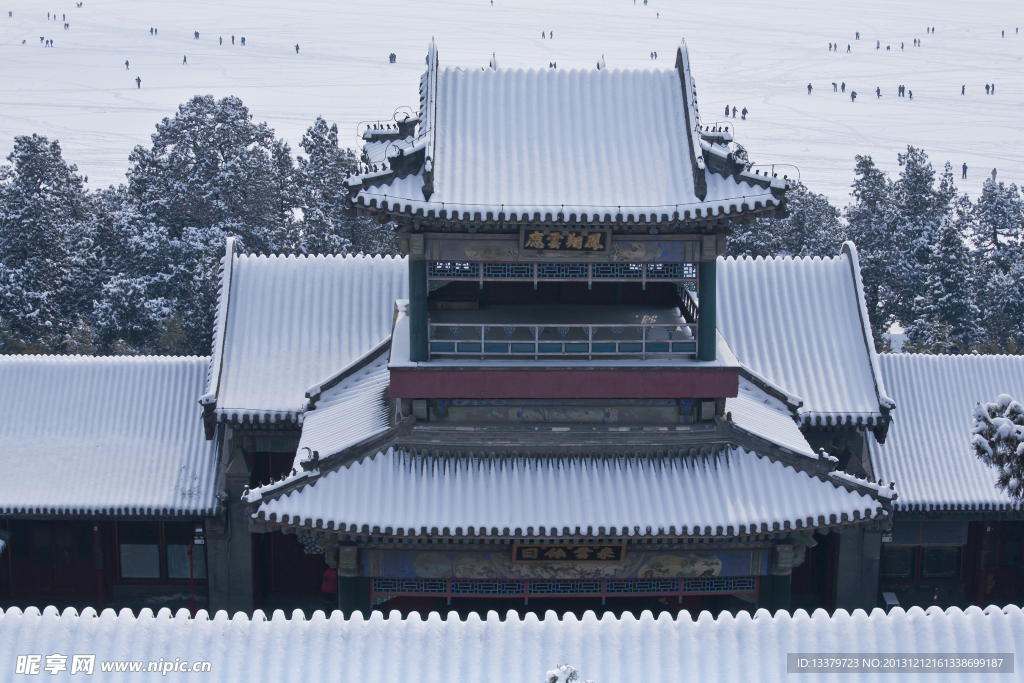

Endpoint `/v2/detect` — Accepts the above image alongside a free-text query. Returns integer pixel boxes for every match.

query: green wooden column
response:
[697,259,717,361]
[409,235,428,362]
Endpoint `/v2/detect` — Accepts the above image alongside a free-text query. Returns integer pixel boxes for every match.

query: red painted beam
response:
[390,368,739,399]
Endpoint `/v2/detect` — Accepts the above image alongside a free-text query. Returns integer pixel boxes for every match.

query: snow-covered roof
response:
[202,239,408,423]
[0,355,218,517]
[871,353,1024,512]
[3,605,1020,683]
[718,242,893,428]
[252,446,886,538]
[727,378,814,458]
[351,42,783,223]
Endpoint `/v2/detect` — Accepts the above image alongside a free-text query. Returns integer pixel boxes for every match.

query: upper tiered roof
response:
[347,41,787,228]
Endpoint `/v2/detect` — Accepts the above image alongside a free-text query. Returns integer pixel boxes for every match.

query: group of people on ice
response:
[724,104,748,120]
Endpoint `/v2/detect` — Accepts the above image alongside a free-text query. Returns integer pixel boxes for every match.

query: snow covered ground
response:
[1,0,1021,205]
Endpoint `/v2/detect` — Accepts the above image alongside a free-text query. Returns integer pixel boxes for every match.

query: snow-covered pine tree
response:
[888,147,950,329]
[972,171,1024,353]
[295,116,357,255]
[123,95,298,353]
[728,181,844,259]
[972,394,1024,499]
[0,134,89,352]
[904,195,979,353]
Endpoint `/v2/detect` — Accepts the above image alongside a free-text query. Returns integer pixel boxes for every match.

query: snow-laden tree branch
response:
[972,394,1024,498]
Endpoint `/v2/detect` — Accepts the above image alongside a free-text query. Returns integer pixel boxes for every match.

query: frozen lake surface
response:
[1,0,1022,205]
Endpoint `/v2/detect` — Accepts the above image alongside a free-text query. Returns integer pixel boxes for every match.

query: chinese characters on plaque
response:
[512,544,625,562]
[520,228,609,254]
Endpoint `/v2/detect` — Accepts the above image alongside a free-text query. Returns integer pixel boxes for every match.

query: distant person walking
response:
[183,54,187,64]
[841,82,846,92]
[908,90,912,99]
[991,83,995,94]
[125,59,129,69]
[851,91,857,102]
[962,163,967,179]
[807,83,812,94]
[136,76,141,88]
[985,84,990,94]
[231,35,235,44]
[219,36,222,45]
[741,106,747,119]
[241,37,245,45]
[725,104,730,116]
[832,82,837,92]
[876,86,881,98]
[295,43,299,53]
[961,85,965,95]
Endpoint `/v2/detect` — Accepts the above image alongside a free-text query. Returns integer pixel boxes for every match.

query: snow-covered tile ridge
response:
[207,247,407,422]
[841,241,895,412]
[252,446,887,538]
[200,237,236,411]
[718,244,891,428]
[6,603,1018,683]
[827,469,897,501]
[871,353,1024,511]
[0,355,219,517]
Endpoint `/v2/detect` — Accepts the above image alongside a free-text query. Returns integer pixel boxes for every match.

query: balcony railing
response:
[427,321,698,360]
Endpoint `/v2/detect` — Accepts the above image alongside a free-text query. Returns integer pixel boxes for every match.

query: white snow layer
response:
[0,355,218,516]
[0,0,1019,205]
[254,446,884,537]
[1,605,1022,683]
[871,353,1024,511]
[726,378,815,458]
[717,243,893,426]
[356,61,779,221]
[204,251,407,422]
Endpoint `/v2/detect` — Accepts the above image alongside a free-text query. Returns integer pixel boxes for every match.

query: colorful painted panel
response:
[369,548,767,580]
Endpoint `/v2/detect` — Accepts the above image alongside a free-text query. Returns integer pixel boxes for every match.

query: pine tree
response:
[972,394,1024,499]
[0,134,89,352]
[904,197,979,353]
[972,170,1024,352]
[727,181,844,258]
[295,116,357,255]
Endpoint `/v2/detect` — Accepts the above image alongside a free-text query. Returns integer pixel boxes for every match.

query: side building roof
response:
[201,238,408,425]
[870,353,1024,512]
[717,242,894,430]
[2,605,1020,683]
[0,355,218,517]
[348,41,786,225]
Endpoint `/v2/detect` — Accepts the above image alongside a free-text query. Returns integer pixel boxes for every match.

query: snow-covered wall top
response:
[204,252,407,422]
[871,353,1024,511]
[0,356,217,517]
[717,245,893,427]
[253,446,884,538]
[355,55,780,222]
[2,605,1020,683]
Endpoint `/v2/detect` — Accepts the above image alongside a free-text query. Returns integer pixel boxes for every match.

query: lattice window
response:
[592,263,643,279]
[536,263,588,279]
[373,579,447,594]
[646,263,697,279]
[680,577,757,593]
[484,263,534,279]
[451,580,525,595]
[428,261,479,278]
[528,580,603,595]
[605,579,679,594]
